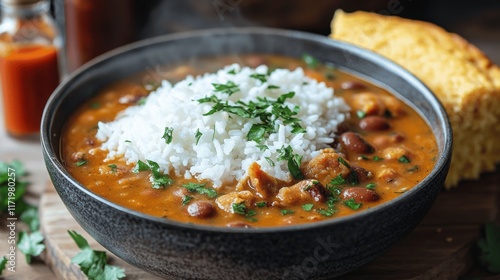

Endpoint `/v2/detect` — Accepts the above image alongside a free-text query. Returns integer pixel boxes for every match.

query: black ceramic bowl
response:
[41,28,452,280]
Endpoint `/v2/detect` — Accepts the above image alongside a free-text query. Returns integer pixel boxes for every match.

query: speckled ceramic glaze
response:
[41,28,452,280]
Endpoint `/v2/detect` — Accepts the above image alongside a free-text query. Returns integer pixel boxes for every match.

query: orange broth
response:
[62,55,437,227]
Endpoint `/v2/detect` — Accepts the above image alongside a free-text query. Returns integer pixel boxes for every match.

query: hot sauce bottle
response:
[0,0,61,138]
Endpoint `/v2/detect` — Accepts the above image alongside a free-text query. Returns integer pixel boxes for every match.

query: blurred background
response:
[45,0,500,73]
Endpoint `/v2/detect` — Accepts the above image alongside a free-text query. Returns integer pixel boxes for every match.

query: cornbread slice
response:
[330,10,500,188]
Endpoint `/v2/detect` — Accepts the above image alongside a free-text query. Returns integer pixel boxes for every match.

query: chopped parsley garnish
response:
[267,85,279,89]
[356,110,366,119]
[75,160,87,167]
[181,195,193,206]
[108,164,117,173]
[212,81,240,96]
[137,97,147,105]
[302,204,314,211]
[247,124,267,142]
[359,155,370,160]
[232,202,257,221]
[124,140,132,143]
[398,155,411,163]
[373,156,383,162]
[147,160,173,189]
[302,53,319,68]
[325,72,336,80]
[162,127,174,144]
[245,210,257,222]
[317,208,336,217]
[318,185,341,217]
[344,198,362,210]
[328,174,348,186]
[182,182,217,198]
[198,90,305,145]
[89,102,100,109]
[338,157,350,168]
[227,69,237,75]
[264,157,275,167]
[132,160,150,173]
[256,144,269,151]
[280,209,295,216]
[249,73,267,83]
[366,183,376,190]
[255,201,267,208]
[277,145,304,180]
[232,202,246,215]
[195,129,202,145]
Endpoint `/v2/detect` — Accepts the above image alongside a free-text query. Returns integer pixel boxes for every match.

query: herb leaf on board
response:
[18,231,45,264]
[477,223,500,274]
[68,230,126,280]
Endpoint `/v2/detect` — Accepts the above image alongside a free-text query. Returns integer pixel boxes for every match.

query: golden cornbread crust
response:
[330,10,500,188]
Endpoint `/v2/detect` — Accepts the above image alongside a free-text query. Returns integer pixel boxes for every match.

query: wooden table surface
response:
[0,31,499,280]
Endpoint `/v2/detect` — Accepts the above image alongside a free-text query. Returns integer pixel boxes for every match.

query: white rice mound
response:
[96,64,351,187]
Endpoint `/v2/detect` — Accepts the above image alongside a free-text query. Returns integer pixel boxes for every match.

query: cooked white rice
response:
[96,64,350,187]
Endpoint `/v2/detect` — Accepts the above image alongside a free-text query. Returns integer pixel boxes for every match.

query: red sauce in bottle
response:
[0,45,60,136]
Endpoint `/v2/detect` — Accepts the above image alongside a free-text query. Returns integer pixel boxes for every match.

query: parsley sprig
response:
[477,223,500,273]
[132,160,173,189]
[212,81,240,96]
[277,145,304,180]
[0,257,6,275]
[69,230,126,280]
[162,127,174,144]
[232,202,257,222]
[199,90,305,144]
[182,182,217,198]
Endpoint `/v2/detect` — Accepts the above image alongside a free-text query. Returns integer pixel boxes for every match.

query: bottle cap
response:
[1,0,42,6]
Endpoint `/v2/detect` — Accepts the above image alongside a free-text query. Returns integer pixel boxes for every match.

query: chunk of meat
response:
[349,92,386,116]
[382,147,409,161]
[377,167,400,183]
[215,191,254,213]
[239,162,286,199]
[276,179,327,207]
[302,148,351,186]
[381,95,406,117]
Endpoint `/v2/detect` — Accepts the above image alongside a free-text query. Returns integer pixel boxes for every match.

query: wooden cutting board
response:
[39,168,500,280]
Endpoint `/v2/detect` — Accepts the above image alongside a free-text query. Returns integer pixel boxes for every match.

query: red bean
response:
[303,180,327,203]
[359,116,390,131]
[340,81,366,90]
[340,132,374,154]
[187,201,215,219]
[226,221,252,228]
[342,187,380,202]
[350,165,373,183]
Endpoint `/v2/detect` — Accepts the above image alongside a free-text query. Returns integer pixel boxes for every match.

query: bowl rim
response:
[41,26,452,234]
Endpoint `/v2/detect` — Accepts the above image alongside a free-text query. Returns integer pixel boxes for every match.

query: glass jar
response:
[0,0,62,138]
